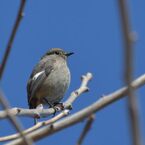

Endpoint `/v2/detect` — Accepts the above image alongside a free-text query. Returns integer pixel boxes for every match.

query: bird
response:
[27,48,73,123]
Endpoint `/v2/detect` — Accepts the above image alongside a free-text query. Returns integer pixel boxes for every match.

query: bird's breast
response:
[37,63,70,104]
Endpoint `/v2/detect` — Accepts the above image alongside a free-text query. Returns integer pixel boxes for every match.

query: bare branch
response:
[0,110,69,142]
[118,1,142,145]
[0,0,26,79]
[6,73,145,145]
[0,73,92,119]
[77,114,95,145]
[0,91,32,145]
[0,72,92,142]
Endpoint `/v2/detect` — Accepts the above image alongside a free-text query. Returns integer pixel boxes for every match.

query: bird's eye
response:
[55,51,60,55]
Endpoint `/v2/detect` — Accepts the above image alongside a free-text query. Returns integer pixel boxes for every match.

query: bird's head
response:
[46,48,74,60]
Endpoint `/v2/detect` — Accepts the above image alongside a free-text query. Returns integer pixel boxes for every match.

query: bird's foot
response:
[50,102,64,116]
[43,98,64,116]
[54,102,64,110]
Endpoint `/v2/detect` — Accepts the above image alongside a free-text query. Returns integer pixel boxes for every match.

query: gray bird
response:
[27,48,73,112]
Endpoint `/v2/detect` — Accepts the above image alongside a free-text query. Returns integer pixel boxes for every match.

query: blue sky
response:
[0,0,145,145]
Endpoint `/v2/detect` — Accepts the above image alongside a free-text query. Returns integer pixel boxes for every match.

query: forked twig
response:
[0,73,92,119]
[0,73,92,142]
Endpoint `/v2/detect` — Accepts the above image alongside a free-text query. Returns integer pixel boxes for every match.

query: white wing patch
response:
[32,71,45,80]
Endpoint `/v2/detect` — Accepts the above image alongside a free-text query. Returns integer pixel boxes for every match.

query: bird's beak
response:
[65,52,74,57]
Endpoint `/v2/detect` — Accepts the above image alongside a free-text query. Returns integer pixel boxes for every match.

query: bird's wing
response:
[27,58,55,105]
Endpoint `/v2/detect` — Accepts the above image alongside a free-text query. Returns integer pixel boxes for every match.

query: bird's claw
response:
[52,102,64,116]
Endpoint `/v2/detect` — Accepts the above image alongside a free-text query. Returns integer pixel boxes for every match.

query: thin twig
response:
[118,1,141,145]
[6,73,145,145]
[64,73,92,105]
[0,1,31,144]
[0,110,69,142]
[0,0,26,79]
[0,73,92,119]
[0,91,32,145]
[77,114,95,145]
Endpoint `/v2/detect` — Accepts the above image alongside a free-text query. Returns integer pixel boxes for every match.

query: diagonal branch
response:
[6,73,145,145]
[0,0,26,79]
[77,114,95,145]
[0,1,32,144]
[118,1,142,145]
[0,91,32,145]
